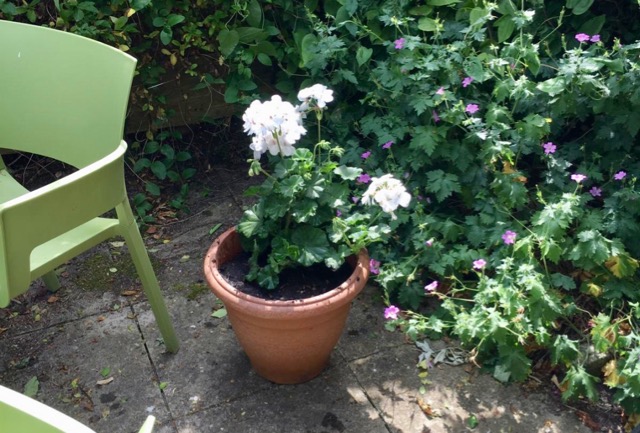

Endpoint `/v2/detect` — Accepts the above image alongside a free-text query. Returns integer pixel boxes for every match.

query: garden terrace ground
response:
[0,161,621,433]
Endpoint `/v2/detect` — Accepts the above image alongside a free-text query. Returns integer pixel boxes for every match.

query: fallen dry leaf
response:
[575,410,600,430]
[96,316,106,322]
[0,327,7,335]
[47,295,59,304]
[146,226,157,234]
[121,290,138,297]
[416,398,439,418]
[96,377,114,386]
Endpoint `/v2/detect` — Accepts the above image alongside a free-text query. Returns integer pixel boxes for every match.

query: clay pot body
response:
[204,226,370,384]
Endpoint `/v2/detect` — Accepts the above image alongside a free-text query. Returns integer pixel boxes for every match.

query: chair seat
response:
[30,217,120,279]
[0,168,28,203]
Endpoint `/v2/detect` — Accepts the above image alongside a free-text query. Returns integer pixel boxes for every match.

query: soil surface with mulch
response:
[218,252,354,301]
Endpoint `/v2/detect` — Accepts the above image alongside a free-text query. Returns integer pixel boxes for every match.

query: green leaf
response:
[551,335,580,366]
[570,0,594,15]
[418,17,438,32]
[494,346,531,382]
[145,182,160,196]
[150,161,167,180]
[246,0,263,27]
[334,165,362,180]
[24,376,39,397]
[291,226,330,266]
[166,14,185,27]
[158,381,168,390]
[218,29,240,56]
[211,308,227,318]
[356,46,373,66]
[238,206,262,237]
[160,27,172,45]
[426,0,461,6]
[133,158,151,173]
[536,77,565,96]
[426,170,461,202]
[550,273,576,290]
[279,175,305,197]
[100,367,111,378]
[496,17,515,43]
[561,365,600,401]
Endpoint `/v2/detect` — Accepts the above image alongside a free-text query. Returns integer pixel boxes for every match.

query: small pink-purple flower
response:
[473,259,486,270]
[394,38,406,50]
[384,305,400,320]
[336,209,342,217]
[502,230,517,245]
[424,281,438,292]
[357,173,372,184]
[462,76,474,87]
[589,186,602,197]
[590,34,600,43]
[571,173,587,183]
[369,259,381,275]
[575,33,590,43]
[543,142,556,155]
[382,141,394,149]
[432,110,441,123]
[425,238,434,247]
[436,87,445,95]
[614,171,627,181]
[465,103,479,114]
[351,196,360,203]
[361,150,371,159]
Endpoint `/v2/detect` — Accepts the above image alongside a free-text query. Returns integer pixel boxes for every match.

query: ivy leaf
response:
[218,29,240,56]
[356,46,373,66]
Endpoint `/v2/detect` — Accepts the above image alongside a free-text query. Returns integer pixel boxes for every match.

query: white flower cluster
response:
[242,85,334,159]
[362,174,411,218]
[242,95,306,159]
[297,84,334,110]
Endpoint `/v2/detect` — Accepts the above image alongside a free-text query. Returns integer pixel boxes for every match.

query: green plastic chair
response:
[0,21,178,353]
[0,385,156,433]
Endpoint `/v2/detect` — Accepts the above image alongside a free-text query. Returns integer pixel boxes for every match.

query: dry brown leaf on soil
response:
[416,398,440,418]
[121,290,138,297]
[0,327,7,335]
[96,377,113,386]
[575,409,600,431]
[47,295,59,303]
[624,413,640,432]
[551,374,568,393]
[96,316,106,322]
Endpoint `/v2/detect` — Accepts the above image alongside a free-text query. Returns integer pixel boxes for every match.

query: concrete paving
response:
[0,165,598,433]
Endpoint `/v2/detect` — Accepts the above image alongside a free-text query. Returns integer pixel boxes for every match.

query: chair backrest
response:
[0,21,136,168]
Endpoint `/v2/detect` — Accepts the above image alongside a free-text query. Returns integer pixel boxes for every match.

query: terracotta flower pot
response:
[203,226,370,384]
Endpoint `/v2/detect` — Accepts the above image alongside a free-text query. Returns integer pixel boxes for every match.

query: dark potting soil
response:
[218,252,354,301]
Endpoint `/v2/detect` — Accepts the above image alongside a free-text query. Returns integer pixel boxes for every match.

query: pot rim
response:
[204,226,370,312]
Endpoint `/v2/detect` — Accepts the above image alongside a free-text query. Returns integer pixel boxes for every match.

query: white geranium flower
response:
[243,95,306,158]
[362,174,411,218]
[297,84,334,108]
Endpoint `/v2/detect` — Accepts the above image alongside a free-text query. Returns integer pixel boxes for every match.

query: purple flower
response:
[575,33,590,43]
[571,173,587,183]
[465,104,479,114]
[502,230,517,245]
[361,150,371,159]
[589,186,602,197]
[369,259,381,275]
[432,110,441,123]
[590,34,601,43]
[384,305,400,320]
[462,76,474,87]
[351,196,360,203]
[543,142,556,155]
[336,209,342,217]
[357,173,372,184]
[614,171,627,181]
[424,281,439,292]
[436,87,445,95]
[473,259,486,270]
[394,38,406,50]
[425,238,434,247]
[382,141,394,149]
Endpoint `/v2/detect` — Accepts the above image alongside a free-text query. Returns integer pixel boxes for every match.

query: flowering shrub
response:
[237,0,640,418]
[237,85,410,289]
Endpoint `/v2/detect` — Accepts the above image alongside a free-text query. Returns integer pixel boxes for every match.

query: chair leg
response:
[41,271,61,292]
[117,203,179,353]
